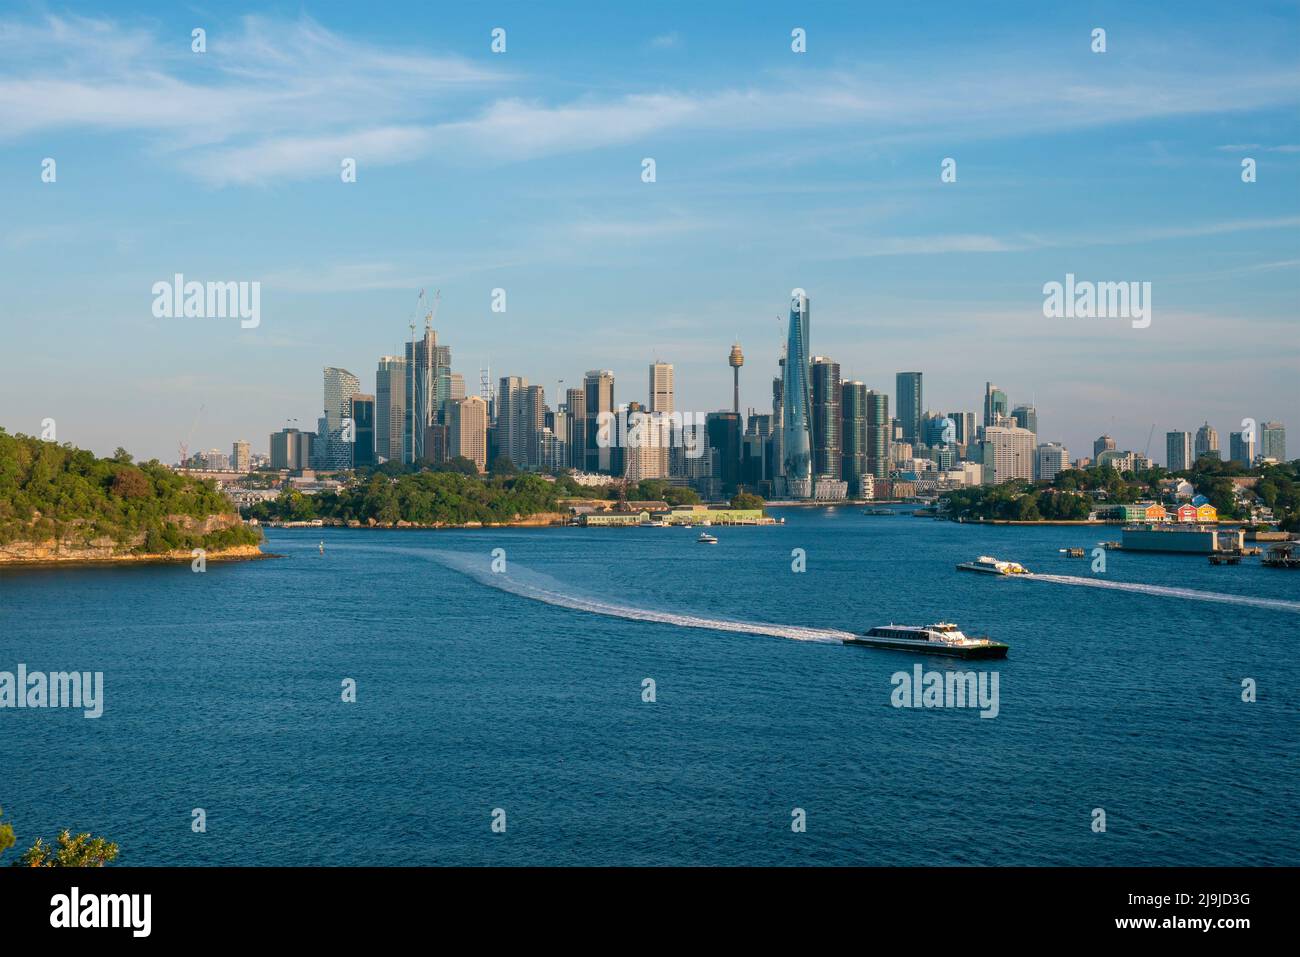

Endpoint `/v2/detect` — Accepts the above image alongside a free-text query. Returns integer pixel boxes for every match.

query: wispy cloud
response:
[3,12,1298,184]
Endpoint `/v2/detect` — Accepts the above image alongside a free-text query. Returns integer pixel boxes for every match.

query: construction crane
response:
[178,405,205,467]
[1143,423,1156,459]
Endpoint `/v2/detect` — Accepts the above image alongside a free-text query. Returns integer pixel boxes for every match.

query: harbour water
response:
[1,508,1296,866]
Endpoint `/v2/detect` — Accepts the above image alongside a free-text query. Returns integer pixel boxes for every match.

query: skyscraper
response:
[1261,422,1286,461]
[494,376,528,469]
[642,361,674,480]
[523,384,546,468]
[980,425,1035,484]
[270,428,313,471]
[584,370,615,473]
[1094,435,1116,460]
[320,366,360,470]
[895,372,922,446]
[706,410,742,495]
[1229,431,1255,468]
[1195,421,1220,461]
[375,356,405,463]
[780,292,813,497]
[1011,404,1037,435]
[565,387,587,470]
[1035,442,1069,481]
[811,356,842,480]
[841,381,868,497]
[1166,431,1193,471]
[948,411,977,449]
[983,383,1008,428]
[350,394,376,468]
[231,439,250,473]
[449,396,489,472]
[866,390,890,479]
[404,323,447,463]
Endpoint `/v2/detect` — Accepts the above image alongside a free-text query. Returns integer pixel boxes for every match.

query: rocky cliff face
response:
[0,513,261,565]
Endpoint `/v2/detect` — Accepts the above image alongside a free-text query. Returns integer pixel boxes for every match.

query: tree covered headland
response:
[241,460,729,526]
[0,430,259,552]
[940,457,1300,530]
[245,469,567,525]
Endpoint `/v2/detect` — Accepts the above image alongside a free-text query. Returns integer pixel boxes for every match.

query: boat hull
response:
[956,563,1014,575]
[843,636,1009,659]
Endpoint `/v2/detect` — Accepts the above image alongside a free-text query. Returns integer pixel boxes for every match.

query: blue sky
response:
[1,0,1297,464]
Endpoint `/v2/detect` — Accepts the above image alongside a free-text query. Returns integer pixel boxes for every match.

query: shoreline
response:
[0,543,270,570]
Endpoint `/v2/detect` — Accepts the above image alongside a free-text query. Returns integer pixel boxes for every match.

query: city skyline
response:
[1,2,1297,463]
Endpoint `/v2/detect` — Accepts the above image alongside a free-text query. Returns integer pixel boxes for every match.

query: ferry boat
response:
[697,532,718,544]
[863,507,896,516]
[955,555,1030,576]
[843,622,1009,659]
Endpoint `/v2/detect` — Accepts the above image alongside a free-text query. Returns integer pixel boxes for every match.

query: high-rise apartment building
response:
[866,390,890,479]
[1035,442,1069,481]
[1229,431,1255,468]
[1260,421,1286,462]
[1166,431,1193,471]
[895,372,922,446]
[840,381,868,497]
[980,425,1035,484]
[231,440,250,473]
[811,356,842,480]
[523,384,546,469]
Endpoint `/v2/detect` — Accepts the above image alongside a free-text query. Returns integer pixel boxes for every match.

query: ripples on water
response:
[1,512,1296,866]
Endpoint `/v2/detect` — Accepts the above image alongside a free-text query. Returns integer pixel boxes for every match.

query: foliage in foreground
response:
[0,808,118,867]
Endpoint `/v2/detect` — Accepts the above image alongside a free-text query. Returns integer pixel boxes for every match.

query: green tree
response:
[731,491,765,511]
[18,830,120,867]
[437,456,480,476]
[0,809,14,858]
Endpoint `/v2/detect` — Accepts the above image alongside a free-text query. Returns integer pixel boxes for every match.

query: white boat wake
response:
[1026,573,1300,615]
[429,549,851,644]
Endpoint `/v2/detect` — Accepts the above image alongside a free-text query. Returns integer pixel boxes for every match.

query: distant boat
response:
[697,532,718,544]
[319,541,325,555]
